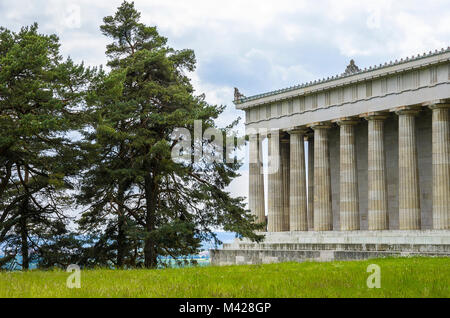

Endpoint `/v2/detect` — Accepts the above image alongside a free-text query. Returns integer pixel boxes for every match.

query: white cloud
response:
[391,12,448,57]
[228,169,248,207]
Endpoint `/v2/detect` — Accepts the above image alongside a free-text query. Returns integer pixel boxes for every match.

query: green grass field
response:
[0,257,448,298]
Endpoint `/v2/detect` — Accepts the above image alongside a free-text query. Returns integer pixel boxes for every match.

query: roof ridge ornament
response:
[234,87,246,101]
[343,59,361,75]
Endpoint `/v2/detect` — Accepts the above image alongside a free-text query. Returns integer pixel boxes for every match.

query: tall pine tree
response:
[80,1,263,268]
[0,24,93,269]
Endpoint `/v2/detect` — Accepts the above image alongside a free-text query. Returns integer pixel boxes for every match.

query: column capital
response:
[426,103,450,110]
[286,127,309,135]
[307,121,333,129]
[422,99,450,109]
[304,131,314,140]
[360,111,389,121]
[266,129,281,139]
[391,105,421,116]
[332,117,360,126]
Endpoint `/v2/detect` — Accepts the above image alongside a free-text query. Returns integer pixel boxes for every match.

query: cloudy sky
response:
[1,0,449,204]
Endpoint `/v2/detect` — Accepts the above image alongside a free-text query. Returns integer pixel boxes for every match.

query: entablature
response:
[238,49,450,129]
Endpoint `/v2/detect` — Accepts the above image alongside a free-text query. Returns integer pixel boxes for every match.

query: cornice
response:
[235,47,450,109]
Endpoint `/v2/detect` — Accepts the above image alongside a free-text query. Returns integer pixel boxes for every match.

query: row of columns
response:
[249,103,450,231]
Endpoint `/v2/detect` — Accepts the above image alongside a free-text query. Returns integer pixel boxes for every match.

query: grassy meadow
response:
[0,257,448,298]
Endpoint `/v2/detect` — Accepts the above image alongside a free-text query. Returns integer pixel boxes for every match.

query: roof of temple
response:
[233,47,450,105]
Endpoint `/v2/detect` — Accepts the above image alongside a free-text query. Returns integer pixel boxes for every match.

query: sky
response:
[1,0,449,206]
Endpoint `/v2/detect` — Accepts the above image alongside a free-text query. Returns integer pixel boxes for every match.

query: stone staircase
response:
[210,230,450,265]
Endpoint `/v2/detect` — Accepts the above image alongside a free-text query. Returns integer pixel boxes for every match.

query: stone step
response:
[222,242,450,253]
[225,230,450,247]
[210,248,450,266]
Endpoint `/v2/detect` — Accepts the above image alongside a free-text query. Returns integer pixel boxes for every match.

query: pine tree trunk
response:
[117,214,125,268]
[20,197,29,270]
[20,167,30,271]
[144,174,157,268]
[116,184,126,268]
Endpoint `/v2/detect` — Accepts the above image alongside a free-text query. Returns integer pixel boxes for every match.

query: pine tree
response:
[80,1,263,268]
[75,66,143,268]
[0,24,94,269]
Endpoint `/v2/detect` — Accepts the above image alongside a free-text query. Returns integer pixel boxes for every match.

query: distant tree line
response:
[0,1,263,270]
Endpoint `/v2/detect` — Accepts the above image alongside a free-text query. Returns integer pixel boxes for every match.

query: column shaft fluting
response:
[397,109,421,230]
[307,136,314,230]
[249,134,265,225]
[289,130,308,231]
[338,121,360,230]
[280,138,290,231]
[367,116,388,230]
[312,125,333,231]
[430,104,450,230]
[267,132,283,232]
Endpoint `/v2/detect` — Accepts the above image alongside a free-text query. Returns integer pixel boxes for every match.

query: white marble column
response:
[280,136,290,231]
[249,133,265,225]
[307,134,314,230]
[429,103,450,230]
[337,119,360,231]
[267,131,283,232]
[288,129,308,231]
[365,113,389,230]
[396,107,421,230]
[310,123,333,231]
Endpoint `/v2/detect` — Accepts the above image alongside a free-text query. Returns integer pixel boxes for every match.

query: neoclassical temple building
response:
[211,48,450,265]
